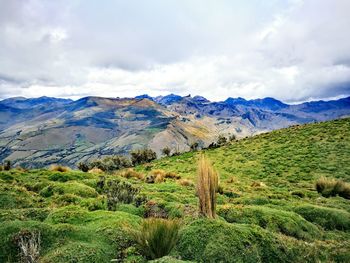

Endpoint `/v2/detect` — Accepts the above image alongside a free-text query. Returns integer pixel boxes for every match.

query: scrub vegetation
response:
[0,118,349,262]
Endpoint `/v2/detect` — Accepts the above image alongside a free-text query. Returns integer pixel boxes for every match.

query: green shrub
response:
[218,205,321,240]
[162,147,171,157]
[150,256,194,262]
[294,205,350,231]
[4,160,11,171]
[77,162,89,172]
[104,179,141,210]
[130,218,180,260]
[131,149,157,166]
[89,155,132,172]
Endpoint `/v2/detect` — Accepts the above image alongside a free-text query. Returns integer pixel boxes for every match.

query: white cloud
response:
[0,0,349,102]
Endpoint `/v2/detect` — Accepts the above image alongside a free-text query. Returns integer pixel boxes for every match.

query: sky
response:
[0,0,349,103]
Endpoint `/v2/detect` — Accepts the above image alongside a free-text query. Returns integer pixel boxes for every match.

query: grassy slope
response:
[0,118,349,262]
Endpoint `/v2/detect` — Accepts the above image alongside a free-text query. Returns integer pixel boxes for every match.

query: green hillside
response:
[0,118,349,262]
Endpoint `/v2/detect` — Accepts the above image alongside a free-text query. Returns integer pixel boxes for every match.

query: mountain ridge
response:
[0,94,349,167]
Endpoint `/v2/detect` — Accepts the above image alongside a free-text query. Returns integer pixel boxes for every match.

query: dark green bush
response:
[103,179,142,210]
[77,162,89,172]
[131,149,157,166]
[294,205,350,231]
[89,155,132,172]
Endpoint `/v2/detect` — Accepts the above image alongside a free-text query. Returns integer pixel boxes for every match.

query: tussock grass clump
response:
[88,167,104,174]
[197,155,218,219]
[178,179,194,187]
[120,168,144,180]
[316,177,350,199]
[49,165,70,173]
[129,218,180,259]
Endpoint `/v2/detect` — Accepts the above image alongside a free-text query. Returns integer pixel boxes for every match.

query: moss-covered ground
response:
[0,118,349,262]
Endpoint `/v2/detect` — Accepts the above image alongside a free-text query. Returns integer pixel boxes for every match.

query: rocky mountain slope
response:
[0,95,349,167]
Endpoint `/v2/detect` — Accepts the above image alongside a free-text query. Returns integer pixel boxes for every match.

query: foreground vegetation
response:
[0,118,349,262]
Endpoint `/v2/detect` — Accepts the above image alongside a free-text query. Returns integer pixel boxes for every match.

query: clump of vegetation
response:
[120,168,144,180]
[316,177,350,199]
[129,218,180,259]
[89,155,132,173]
[103,179,141,210]
[88,167,104,174]
[177,219,291,262]
[49,164,70,173]
[216,135,227,146]
[12,230,41,263]
[77,162,89,172]
[131,148,157,166]
[162,146,171,157]
[294,205,350,230]
[197,155,218,219]
[178,179,194,187]
[218,205,321,240]
[4,160,11,171]
[190,142,199,151]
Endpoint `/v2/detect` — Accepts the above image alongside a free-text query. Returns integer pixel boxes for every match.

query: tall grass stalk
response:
[197,154,219,218]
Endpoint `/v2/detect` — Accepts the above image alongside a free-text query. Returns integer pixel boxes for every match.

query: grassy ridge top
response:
[0,118,349,262]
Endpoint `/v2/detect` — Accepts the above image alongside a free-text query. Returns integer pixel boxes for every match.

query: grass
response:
[129,218,180,259]
[316,177,350,199]
[197,155,219,219]
[0,118,349,262]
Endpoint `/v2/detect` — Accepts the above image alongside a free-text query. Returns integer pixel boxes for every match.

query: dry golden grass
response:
[178,179,194,187]
[49,164,70,173]
[196,154,219,219]
[151,169,165,183]
[88,167,104,174]
[120,168,144,180]
[316,177,350,199]
[164,171,181,180]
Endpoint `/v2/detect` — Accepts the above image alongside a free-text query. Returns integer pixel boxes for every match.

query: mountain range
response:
[0,94,349,168]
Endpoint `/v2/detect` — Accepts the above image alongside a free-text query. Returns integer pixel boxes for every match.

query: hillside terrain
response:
[0,118,349,262]
[0,95,349,168]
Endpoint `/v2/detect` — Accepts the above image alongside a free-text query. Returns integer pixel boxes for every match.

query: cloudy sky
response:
[0,0,349,102]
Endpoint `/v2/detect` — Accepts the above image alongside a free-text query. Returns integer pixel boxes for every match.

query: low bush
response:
[89,155,132,173]
[294,205,350,231]
[218,205,321,240]
[77,162,89,172]
[129,218,180,260]
[131,149,157,166]
[103,179,141,210]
